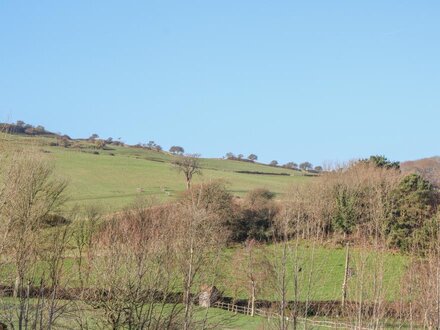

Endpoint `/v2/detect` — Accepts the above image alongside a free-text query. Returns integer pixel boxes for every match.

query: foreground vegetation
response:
[0,133,439,329]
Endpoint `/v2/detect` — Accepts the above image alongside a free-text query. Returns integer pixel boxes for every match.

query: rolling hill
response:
[0,133,311,211]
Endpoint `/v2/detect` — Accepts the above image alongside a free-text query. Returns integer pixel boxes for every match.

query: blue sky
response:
[1,1,439,166]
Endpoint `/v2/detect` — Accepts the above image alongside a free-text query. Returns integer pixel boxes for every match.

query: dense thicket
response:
[273,160,439,252]
[186,167,439,253]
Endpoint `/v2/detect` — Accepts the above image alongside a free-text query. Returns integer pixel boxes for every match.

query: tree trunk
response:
[342,243,350,310]
[251,282,255,317]
[13,274,20,298]
[183,240,194,330]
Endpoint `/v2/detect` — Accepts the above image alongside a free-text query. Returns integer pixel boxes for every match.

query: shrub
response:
[228,188,278,243]
[385,173,439,251]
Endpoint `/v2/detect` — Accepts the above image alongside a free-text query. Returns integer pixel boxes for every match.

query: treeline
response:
[191,156,439,253]
[3,121,324,170]
[281,156,439,253]
[0,121,55,136]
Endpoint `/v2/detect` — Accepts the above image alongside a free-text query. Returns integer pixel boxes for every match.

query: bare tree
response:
[84,200,184,329]
[71,205,101,292]
[173,154,202,190]
[230,240,273,316]
[0,149,67,328]
[173,187,229,330]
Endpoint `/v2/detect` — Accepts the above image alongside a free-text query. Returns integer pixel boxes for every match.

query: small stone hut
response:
[198,285,221,308]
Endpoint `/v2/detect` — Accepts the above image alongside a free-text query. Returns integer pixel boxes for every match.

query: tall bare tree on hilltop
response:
[173,154,202,189]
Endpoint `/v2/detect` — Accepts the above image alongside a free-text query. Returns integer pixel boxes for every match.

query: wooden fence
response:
[213,301,372,329]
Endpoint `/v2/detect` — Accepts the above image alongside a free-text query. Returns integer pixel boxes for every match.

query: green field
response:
[2,134,311,211]
[218,242,408,302]
[0,240,408,305]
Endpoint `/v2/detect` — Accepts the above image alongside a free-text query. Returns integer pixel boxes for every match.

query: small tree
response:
[145,141,154,149]
[237,154,244,160]
[35,125,45,132]
[248,154,258,162]
[230,240,273,316]
[0,150,67,326]
[225,152,235,159]
[299,162,313,171]
[284,162,298,169]
[386,173,438,251]
[270,160,278,167]
[173,154,202,189]
[169,146,185,155]
[314,165,323,172]
[89,133,99,140]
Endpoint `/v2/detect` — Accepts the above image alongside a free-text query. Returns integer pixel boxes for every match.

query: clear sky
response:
[1,1,439,166]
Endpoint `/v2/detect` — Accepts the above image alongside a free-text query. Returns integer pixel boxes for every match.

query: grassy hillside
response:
[218,242,408,302]
[1,133,311,211]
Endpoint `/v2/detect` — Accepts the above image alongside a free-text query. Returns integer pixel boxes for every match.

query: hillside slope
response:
[1,133,310,211]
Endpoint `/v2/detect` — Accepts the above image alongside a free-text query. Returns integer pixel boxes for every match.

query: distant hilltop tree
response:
[145,140,162,151]
[169,146,185,155]
[283,162,298,170]
[89,133,99,140]
[269,160,278,167]
[237,154,244,160]
[248,154,258,162]
[225,152,235,160]
[314,165,323,172]
[299,162,313,171]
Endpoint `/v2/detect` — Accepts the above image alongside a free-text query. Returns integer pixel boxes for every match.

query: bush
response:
[42,214,71,227]
[228,188,278,243]
[385,173,439,251]
[180,181,233,221]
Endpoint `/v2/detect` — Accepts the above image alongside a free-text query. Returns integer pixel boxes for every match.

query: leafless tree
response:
[173,154,202,190]
[230,239,273,317]
[173,186,229,330]
[0,149,67,328]
[84,200,184,329]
